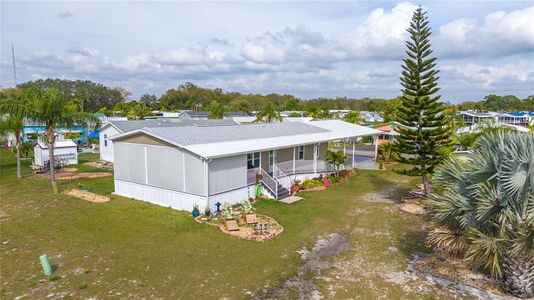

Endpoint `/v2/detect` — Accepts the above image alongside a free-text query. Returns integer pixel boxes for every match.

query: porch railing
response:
[275,159,342,175]
[273,165,291,191]
[259,168,278,196]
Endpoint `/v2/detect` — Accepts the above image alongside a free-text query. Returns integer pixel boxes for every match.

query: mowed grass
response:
[0,151,452,299]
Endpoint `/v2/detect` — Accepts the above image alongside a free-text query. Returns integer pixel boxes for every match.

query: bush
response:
[301,179,323,189]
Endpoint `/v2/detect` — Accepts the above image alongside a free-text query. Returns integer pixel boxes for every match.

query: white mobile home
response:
[110,120,381,211]
[99,119,237,162]
[34,140,78,167]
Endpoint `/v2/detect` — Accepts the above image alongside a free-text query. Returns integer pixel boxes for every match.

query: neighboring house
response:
[457,111,499,125]
[34,139,78,167]
[456,122,530,135]
[23,124,88,145]
[110,120,382,211]
[178,111,210,120]
[360,111,384,123]
[373,122,400,144]
[497,112,534,126]
[99,119,237,162]
[329,110,351,118]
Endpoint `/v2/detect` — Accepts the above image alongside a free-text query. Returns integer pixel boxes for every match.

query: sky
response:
[1,1,533,103]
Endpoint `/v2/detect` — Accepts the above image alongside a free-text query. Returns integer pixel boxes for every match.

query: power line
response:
[11,43,18,86]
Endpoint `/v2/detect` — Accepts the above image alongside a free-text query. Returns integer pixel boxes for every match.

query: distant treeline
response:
[7,79,534,113]
[456,95,534,112]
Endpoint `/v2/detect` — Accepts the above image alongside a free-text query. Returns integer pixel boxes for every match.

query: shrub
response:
[242,199,254,214]
[192,204,199,213]
[301,179,323,189]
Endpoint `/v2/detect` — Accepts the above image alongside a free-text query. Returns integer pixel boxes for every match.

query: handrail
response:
[259,168,278,197]
[273,165,291,191]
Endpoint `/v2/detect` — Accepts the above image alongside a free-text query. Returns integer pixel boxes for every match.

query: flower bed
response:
[194,201,283,242]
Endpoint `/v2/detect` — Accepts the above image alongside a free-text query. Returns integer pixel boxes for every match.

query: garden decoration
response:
[215,202,222,214]
[192,204,200,217]
[254,184,263,198]
[221,202,233,219]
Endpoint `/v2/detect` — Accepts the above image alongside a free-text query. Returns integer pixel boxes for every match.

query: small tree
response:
[343,111,363,124]
[393,7,452,195]
[325,150,346,175]
[0,86,99,193]
[207,101,229,119]
[0,88,25,178]
[428,131,534,298]
[256,103,282,123]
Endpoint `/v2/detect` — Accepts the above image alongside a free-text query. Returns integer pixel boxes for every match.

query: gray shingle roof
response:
[143,121,329,145]
[108,119,237,133]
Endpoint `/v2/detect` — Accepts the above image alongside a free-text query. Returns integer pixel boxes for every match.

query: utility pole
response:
[11,43,18,86]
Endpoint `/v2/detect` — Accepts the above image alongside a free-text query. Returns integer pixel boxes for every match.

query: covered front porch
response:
[245,138,379,199]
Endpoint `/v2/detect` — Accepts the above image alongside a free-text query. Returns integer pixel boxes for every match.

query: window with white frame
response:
[297,145,305,160]
[247,152,260,169]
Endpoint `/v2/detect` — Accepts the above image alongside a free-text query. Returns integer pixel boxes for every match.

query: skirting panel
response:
[115,179,206,211]
[207,185,256,210]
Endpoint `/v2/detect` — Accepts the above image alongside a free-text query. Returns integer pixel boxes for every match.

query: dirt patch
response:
[254,233,352,299]
[63,189,110,203]
[36,170,112,180]
[84,161,113,170]
[399,203,426,215]
[361,186,401,203]
[411,253,511,299]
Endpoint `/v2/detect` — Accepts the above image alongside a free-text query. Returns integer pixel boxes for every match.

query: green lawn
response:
[0,152,469,299]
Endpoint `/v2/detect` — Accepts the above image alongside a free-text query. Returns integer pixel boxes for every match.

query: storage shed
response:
[34,140,78,167]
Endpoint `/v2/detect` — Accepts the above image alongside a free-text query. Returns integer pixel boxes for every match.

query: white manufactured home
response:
[99,119,237,162]
[110,120,382,211]
[34,140,78,167]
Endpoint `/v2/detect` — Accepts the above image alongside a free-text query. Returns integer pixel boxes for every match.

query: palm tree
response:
[207,101,229,119]
[428,131,534,298]
[255,103,282,123]
[0,86,99,193]
[0,114,24,178]
[325,150,346,175]
[454,132,480,151]
[343,111,363,124]
[0,88,25,178]
[236,100,251,115]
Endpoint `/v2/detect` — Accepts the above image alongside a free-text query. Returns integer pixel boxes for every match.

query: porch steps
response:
[276,183,290,200]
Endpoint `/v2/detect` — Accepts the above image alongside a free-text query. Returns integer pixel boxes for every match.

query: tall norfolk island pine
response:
[394,7,452,195]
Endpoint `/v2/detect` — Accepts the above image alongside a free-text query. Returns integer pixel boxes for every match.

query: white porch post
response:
[342,141,347,169]
[373,135,378,160]
[352,141,356,169]
[313,144,317,175]
[292,146,296,174]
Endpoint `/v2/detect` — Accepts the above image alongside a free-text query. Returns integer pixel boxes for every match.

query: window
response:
[104,134,108,147]
[247,152,260,169]
[297,145,304,160]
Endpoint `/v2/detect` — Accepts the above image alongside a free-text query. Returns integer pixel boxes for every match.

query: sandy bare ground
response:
[63,189,110,203]
[35,170,112,180]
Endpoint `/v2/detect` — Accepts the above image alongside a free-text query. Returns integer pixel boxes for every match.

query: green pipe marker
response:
[40,254,53,276]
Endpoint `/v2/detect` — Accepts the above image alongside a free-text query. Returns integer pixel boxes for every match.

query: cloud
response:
[65,47,98,57]
[434,5,534,58]
[2,2,534,101]
[56,12,73,19]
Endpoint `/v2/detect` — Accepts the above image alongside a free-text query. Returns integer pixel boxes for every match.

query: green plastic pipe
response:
[40,254,53,276]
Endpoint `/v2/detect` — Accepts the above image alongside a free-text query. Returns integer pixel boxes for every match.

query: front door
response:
[268,150,276,173]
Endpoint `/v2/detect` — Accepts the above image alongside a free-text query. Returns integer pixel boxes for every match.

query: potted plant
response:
[255,172,263,183]
[204,206,211,217]
[221,202,233,219]
[192,204,200,217]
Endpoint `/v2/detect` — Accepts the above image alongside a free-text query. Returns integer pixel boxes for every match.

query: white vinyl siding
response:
[184,151,205,196]
[99,126,121,162]
[146,145,183,191]
[114,143,146,184]
[209,155,247,195]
